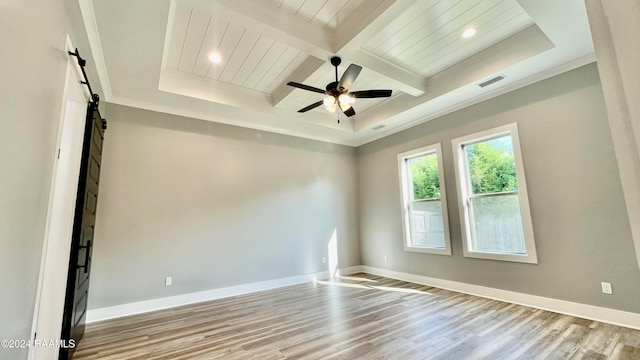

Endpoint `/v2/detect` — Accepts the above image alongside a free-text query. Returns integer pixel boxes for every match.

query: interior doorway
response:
[29,36,91,360]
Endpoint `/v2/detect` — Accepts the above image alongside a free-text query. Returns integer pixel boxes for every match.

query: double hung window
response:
[452,123,537,263]
[398,144,451,255]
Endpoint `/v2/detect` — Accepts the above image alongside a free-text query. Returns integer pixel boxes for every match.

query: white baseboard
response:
[360,266,640,330]
[87,265,640,330]
[86,266,363,323]
[336,265,364,276]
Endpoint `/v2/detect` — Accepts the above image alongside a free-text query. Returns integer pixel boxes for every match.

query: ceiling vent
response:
[372,124,386,131]
[478,74,507,88]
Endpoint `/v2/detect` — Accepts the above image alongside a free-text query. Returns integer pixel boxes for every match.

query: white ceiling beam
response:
[187,0,335,110]
[271,0,426,108]
[186,0,334,59]
[334,0,416,53]
[271,56,326,107]
[333,0,428,96]
[159,68,274,111]
[347,49,427,96]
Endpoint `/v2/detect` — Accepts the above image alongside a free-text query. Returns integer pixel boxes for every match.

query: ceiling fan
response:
[287,56,392,119]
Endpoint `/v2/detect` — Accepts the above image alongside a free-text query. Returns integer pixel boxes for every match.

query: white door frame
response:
[29,35,91,360]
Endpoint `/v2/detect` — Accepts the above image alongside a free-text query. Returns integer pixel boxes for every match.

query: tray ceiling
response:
[82,0,595,146]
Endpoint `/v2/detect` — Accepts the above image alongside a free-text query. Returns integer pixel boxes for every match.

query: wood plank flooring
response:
[72,274,640,359]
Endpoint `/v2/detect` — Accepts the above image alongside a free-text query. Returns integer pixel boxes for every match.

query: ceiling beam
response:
[190,0,334,59]
[159,68,274,111]
[271,57,326,107]
[271,0,426,108]
[334,0,417,53]
[347,49,427,96]
[333,0,428,96]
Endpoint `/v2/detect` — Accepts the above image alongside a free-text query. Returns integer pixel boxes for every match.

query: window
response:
[398,143,451,255]
[452,123,537,263]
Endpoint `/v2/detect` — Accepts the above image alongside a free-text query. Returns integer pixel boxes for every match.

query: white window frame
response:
[452,123,537,264]
[397,143,452,255]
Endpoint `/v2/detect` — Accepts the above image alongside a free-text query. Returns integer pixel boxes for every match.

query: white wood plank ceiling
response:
[362,0,534,77]
[166,6,309,93]
[165,0,532,100]
[86,0,595,145]
[273,0,372,30]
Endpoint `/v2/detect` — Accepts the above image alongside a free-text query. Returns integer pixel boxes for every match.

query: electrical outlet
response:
[601,282,612,294]
[322,257,326,264]
[165,277,172,286]
[384,255,388,263]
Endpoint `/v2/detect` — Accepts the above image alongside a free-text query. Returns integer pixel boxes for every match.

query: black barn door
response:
[60,100,105,359]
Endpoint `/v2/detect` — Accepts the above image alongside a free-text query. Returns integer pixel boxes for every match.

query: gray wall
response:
[88,104,360,309]
[357,63,640,313]
[0,1,103,359]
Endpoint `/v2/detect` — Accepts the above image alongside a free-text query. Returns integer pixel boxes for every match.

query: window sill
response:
[463,250,538,264]
[404,245,452,256]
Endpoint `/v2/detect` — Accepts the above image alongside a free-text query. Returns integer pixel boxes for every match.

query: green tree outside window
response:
[465,136,518,194]
[408,153,441,200]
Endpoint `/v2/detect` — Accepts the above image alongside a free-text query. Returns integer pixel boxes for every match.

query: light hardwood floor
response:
[73,274,640,359]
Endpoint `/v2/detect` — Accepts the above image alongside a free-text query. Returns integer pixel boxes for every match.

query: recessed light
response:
[462,27,477,39]
[208,53,222,63]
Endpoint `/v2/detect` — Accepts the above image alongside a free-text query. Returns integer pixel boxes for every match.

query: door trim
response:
[29,35,91,360]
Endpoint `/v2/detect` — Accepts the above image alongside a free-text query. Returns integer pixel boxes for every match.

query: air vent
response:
[372,124,386,131]
[478,74,507,88]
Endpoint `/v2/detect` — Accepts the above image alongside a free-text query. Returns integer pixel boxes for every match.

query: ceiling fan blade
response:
[287,82,326,94]
[350,89,392,98]
[298,100,324,113]
[340,103,356,117]
[337,64,362,92]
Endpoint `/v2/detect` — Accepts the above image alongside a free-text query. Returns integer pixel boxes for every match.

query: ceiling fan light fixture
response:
[323,96,336,107]
[286,56,392,118]
[338,93,355,105]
